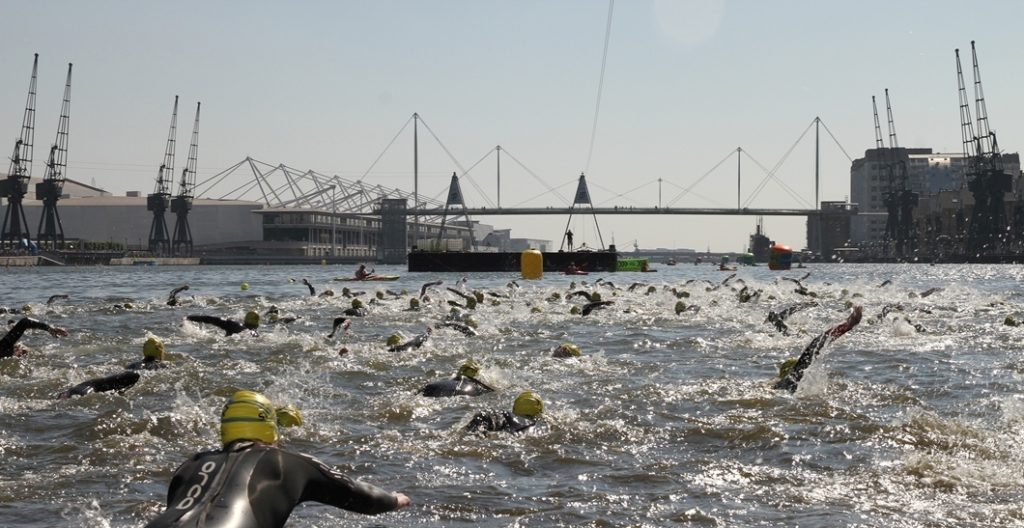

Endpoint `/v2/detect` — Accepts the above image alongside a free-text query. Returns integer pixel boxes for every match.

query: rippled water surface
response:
[2,263,1024,527]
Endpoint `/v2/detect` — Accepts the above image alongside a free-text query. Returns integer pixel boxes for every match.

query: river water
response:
[0,263,1023,527]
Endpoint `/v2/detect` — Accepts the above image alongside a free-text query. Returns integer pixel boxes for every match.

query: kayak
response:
[564,271,589,276]
[334,275,400,282]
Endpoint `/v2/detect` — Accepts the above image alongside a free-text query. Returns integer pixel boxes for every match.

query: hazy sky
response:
[3,0,1024,251]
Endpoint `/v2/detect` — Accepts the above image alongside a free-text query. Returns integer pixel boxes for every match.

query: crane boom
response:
[871,96,884,150]
[955,48,977,160]
[155,96,178,194]
[1,53,40,250]
[35,62,73,249]
[884,88,899,149]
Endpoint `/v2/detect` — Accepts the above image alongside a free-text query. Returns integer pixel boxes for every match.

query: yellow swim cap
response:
[386,333,404,346]
[376,291,385,300]
[553,343,581,357]
[275,405,304,428]
[778,358,799,380]
[590,292,602,302]
[570,306,581,315]
[513,391,544,417]
[409,298,421,309]
[244,310,260,328]
[458,358,481,378]
[241,282,249,291]
[674,301,687,315]
[352,299,364,309]
[21,304,32,313]
[221,390,278,445]
[143,337,165,360]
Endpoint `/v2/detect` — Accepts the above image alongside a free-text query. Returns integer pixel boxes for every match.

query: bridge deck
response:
[417,207,826,216]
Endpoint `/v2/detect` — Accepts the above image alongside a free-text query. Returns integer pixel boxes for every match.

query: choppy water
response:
[1,263,1024,527]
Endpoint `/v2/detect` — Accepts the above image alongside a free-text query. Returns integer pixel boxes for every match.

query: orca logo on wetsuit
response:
[176,460,219,510]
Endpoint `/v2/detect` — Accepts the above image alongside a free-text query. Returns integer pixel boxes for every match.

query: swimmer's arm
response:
[297,454,407,514]
[186,315,241,335]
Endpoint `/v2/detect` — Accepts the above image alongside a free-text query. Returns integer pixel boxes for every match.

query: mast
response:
[148,96,177,255]
[171,102,199,256]
[36,62,73,250]
[1,54,39,251]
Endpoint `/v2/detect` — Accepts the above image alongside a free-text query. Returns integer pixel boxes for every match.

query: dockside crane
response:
[883,89,918,257]
[36,63,72,250]
[148,96,178,256]
[171,102,199,257]
[1,54,39,251]
[957,41,1011,254]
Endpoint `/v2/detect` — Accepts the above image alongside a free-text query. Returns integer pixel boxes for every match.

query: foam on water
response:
[1,263,1023,526]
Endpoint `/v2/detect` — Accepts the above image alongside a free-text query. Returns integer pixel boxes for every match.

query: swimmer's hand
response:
[394,492,411,508]
[49,327,69,338]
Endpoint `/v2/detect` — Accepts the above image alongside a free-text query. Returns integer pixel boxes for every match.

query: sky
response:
[3,0,1024,251]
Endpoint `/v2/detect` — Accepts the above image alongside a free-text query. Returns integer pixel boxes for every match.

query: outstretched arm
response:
[186,315,244,336]
[0,317,67,358]
[294,452,408,514]
[774,306,863,392]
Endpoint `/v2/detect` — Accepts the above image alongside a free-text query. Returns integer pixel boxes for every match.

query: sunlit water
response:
[1,263,1024,527]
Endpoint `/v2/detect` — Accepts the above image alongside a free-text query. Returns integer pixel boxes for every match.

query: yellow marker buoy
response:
[521,248,543,280]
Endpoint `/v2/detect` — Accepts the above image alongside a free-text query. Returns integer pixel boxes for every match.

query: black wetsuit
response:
[167,286,190,307]
[774,308,863,392]
[126,358,169,371]
[144,441,400,528]
[186,315,255,337]
[388,331,430,352]
[465,410,537,434]
[343,307,368,317]
[420,375,493,397]
[0,317,55,359]
[58,370,140,399]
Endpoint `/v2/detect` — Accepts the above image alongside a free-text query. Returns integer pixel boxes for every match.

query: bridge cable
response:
[664,148,737,208]
[356,114,414,182]
[660,179,731,208]
[589,180,653,207]
[417,116,497,207]
[512,178,577,208]
[741,150,811,208]
[501,148,571,205]
[585,0,615,173]
[740,120,816,208]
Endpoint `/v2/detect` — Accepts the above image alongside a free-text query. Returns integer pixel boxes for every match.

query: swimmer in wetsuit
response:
[58,370,140,399]
[774,305,863,392]
[126,337,170,370]
[420,359,494,397]
[143,390,410,527]
[343,299,368,317]
[551,342,581,358]
[0,317,68,358]
[167,285,190,307]
[186,311,260,336]
[465,391,544,434]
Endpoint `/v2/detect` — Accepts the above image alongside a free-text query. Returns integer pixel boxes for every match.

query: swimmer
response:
[58,370,140,399]
[143,391,409,527]
[166,285,190,306]
[301,278,315,297]
[780,277,810,296]
[126,337,170,370]
[46,294,69,306]
[447,288,478,309]
[567,290,598,302]
[327,317,350,338]
[318,288,335,298]
[465,391,544,434]
[419,280,443,299]
[343,299,368,317]
[581,300,614,316]
[419,359,494,397]
[774,305,863,392]
[185,311,260,337]
[765,302,817,335]
[737,286,761,303]
[264,306,298,324]
[0,317,68,359]
[551,343,581,358]
[388,327,431,352]
[438,321,477,336]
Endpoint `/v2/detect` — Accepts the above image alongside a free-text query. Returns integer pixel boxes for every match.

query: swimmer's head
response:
[351,299,364,309]
[244,310,260,328]
[552,343,581,358]
[240,282,249,291]
[21,304,32,314]
[590,292,602,302]
[376,291,385,300]
[386,333,404,346]
[221,390,278,445]
[674,301,687,315]
[457,358,481,378]
[777,358,798,380]
[409,298,420,310]
[143,337,165,360]
[513,391,544,418]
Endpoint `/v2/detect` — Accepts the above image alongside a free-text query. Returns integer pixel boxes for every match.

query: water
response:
[1,263,1023,527]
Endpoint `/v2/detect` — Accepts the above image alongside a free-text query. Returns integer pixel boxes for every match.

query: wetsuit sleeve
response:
[288,452,400,515]
[0,317,53,358]
[186,315,245,336]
